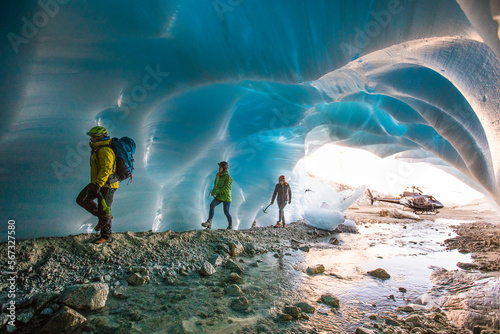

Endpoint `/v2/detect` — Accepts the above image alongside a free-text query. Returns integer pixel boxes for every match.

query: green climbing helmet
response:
[86,126,108,137]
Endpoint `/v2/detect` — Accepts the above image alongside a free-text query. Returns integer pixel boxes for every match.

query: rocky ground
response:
[1,201,500,333]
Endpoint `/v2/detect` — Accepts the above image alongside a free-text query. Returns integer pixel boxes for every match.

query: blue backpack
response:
[110,137,136,183]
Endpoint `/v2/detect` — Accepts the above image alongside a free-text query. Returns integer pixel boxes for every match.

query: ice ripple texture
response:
[1,0,500,238]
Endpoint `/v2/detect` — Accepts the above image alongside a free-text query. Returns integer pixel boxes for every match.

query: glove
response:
[289,201,291,205]
[270,202,274,205]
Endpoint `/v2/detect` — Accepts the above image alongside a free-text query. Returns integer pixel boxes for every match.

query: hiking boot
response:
[274,221,282,228]
[95,238,110,244]
[226,224,233,230]
[201,219,212,229]
[94,215,112,231]
[282,222,286,228]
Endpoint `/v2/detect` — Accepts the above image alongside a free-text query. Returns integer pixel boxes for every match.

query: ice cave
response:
[1,0,500,239]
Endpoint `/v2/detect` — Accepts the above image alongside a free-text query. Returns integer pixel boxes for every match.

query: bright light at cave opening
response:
[303,144,485,206]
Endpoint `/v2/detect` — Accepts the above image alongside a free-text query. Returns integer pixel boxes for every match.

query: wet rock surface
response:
[445,221,500,272]
[367,268,391,280]
[1,208,500,333]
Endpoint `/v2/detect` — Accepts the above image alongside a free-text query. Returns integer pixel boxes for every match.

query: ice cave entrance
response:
[302,144,484,207]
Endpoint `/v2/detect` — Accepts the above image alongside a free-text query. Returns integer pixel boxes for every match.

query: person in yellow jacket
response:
[76,126,118,243]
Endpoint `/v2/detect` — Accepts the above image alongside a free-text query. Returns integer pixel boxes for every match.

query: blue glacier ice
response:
[1,0,500,239]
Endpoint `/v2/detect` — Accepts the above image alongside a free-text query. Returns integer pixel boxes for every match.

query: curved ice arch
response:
[309,37,500,202]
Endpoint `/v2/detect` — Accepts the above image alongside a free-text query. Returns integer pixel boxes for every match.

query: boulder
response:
[0,313,8,327]
[225,259,244,274]
[127,273,150,286]
[43,306,86,332]
[277,313,294,321]
[230,296,250,312]
[216,243,230,254]
[228,241,245,257]
[307,264,325,275]
[208,254,224,266]
[367,268,391,280]
[244,243,256,254]
[405,314,423,327]
[283,306,301,318]
[299,245,310,252]
[198,261,216,276]
[385,317,401,326]
[389,209,422,220]
[58,283,109,310]
[40,307,54,316]
[225,284,243,296]
[294,302,315,313]
[228,273,243,283]
[355,328,377,334]
[397,305,414,313]
[17,309,34,324]
[329,237,340,245]
[320,294,339,308]
[457,262,479,270]
[32,292,58,313]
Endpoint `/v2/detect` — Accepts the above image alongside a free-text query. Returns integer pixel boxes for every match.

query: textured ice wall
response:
[1,0,500,238]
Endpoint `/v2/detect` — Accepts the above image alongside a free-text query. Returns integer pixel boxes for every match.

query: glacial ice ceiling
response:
[1,0,500,239]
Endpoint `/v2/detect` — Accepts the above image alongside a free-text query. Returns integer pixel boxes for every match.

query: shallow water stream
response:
[85,219,471,333]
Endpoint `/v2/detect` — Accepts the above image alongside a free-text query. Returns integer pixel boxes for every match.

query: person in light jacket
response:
[270,175,291,228]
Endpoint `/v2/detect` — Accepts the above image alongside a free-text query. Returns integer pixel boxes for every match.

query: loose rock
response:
[367,268,391,280]
[230,296,250,312]
[225,259,244,275]
[225,284,243,296]
[208,254,224,266]
[228,241,244,257]
[127,273,150,286]
[307,264,325,275]
[299,245,310,252]
[294,302,315,313]
[198,261,216,276]
[43,306,86,332]
[320,294,339,308]
[283,306,301,318]
[58,283,109,310]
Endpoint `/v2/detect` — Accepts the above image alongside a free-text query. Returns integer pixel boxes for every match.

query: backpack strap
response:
[93,144,117,185]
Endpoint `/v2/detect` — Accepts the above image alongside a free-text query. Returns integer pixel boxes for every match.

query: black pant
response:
[278,201,287,224]
[208,198,232,226]
[76,184,116,239]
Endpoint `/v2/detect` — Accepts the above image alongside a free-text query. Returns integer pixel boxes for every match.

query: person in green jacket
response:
[202,161,233,230]
[76,126,118,243]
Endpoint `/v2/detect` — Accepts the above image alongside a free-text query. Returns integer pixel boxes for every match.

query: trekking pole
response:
[263,203,272,213]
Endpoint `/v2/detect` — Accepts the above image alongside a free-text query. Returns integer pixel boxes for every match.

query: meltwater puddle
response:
[82,219,471,334]
[241,218,472,333]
